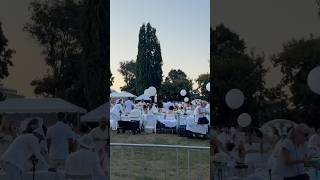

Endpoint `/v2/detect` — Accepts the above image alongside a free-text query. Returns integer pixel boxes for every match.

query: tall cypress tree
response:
[135,23,163,94]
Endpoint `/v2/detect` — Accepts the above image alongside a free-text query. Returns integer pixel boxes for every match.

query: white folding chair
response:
[144,115,156,133]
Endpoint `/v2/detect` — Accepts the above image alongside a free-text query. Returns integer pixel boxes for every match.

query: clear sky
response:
[111,0,210,91]
[212,0,320,87]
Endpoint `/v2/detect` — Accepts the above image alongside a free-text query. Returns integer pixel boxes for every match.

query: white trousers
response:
[1,161,22,180]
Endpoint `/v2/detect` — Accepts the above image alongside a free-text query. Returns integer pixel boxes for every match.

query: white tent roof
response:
[80,102,109,122]
[0,98,87,114]
[110,91,136,98]
[135,94,151,101]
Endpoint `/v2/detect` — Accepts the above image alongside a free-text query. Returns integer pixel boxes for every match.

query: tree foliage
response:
[0,22,15,80]
[135,23,163,94]
[195,73,210,101]
[24,0,88,108]
[118,60,136,93]
[272,37,320,127]
[212,25,268,127]
[160,69,193,101]
[81,0,109,110]
[25,0,110,110]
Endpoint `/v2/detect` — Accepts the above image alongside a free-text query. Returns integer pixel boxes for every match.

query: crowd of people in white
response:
[110,98,210,136]
[0,112,109,180]
[212,123,320,180]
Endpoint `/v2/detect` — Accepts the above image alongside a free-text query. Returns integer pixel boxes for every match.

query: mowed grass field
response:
[110,131,210,180]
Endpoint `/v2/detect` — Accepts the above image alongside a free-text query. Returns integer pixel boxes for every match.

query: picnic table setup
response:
[109,86,211,139]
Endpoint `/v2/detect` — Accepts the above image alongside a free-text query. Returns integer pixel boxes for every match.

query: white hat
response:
[77,134,95,149]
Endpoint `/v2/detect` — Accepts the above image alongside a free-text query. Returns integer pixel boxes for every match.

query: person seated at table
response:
[194,101,209,124]
[273,124,311,180]
[142,105,149,115]
[124,98,135,114]
[0,119,48,180]
[138,100,147,108]
[65,134,106,180]
[308,128,320,156]
[164,106,175,120]
[150,104,159,114]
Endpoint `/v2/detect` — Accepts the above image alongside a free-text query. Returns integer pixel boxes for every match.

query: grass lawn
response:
[110,130,210,180]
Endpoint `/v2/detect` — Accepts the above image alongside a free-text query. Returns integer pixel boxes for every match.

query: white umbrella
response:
[136,94,151,101]
[80,102,109,122]
[110,91,136,98]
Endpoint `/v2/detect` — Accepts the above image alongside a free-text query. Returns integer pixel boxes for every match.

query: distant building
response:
[0,84,24,99]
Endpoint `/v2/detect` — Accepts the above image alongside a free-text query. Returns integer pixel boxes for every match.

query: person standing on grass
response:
[124,97,135,113]
[0,119,48,180]
[90,117,109,175]
[47,112,74,169]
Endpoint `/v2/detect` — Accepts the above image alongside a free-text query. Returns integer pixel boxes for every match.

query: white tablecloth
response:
[186,116,209,134]
[155,114,177,128]
[23,171,65,180]
[120,115,143,127]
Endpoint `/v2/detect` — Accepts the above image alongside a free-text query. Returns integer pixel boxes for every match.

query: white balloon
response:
[180,89,187,96]
[148,86,157,96]
[307,66,320,95]
[206,83,210,91]
[225,89,245,109]
[184,97,189,102]
[237,113,252,127]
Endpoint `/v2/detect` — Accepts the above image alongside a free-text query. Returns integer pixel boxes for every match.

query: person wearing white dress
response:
[272,124,311,180]
[124,98,135,113]
[0,119,48,180]
[65,134,106,180]
[47,112,74,169]
[164,106,175,120]
[194,101,209,124]
[90,117,109,174]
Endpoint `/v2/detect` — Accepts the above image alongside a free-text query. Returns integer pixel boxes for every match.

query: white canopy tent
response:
[110,91,136,98]
[135,94,151,101]
[80,102,109,122]
[0,98,87,114]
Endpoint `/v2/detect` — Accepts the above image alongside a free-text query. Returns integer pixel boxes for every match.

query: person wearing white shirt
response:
[47,112,74,169]
[124,98,135,113]
[65,134,106,180]
[0,119,48,180]
[90,117,109,174]
[308,128,320,156]
[150,104,159,114]
[111,100,124,117]
[273,124,311,180]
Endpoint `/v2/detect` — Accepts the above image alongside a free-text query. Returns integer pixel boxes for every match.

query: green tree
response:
[272,36,320,127]
[195,73,210,100]
[0,22,15,80]
[24,0,88,108]
[118,60,136,94]
[160,69,193,101]
[212,25,267,127]
[81,0,109,110]
[135,23,163,94]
